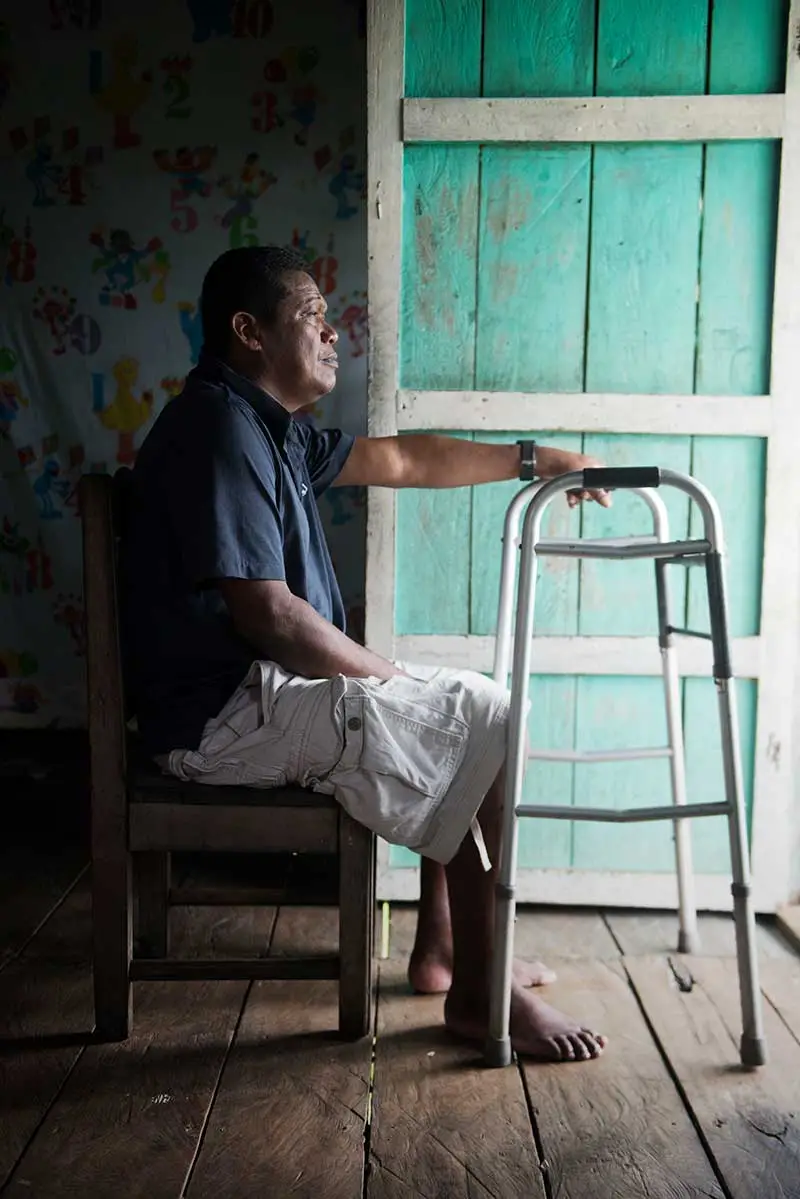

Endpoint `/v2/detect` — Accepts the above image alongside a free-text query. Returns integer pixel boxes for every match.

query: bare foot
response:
[445,981,607,1062]
[409,953,556,995]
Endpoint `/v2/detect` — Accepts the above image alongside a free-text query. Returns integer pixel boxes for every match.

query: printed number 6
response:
[170,188,198,233]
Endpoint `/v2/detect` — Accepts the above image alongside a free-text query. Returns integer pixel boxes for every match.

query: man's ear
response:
[231,311,262,352]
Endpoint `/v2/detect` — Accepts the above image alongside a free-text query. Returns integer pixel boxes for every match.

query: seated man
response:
[122,245,611,1062]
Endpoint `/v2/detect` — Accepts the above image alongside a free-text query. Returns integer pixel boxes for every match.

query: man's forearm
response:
[396,435,579,489]
[236,593,401,681]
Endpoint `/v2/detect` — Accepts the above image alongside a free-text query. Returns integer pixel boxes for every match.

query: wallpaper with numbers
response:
[0,0,368,728]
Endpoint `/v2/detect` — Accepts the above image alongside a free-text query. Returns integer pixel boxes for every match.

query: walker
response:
[485,466,766,1068]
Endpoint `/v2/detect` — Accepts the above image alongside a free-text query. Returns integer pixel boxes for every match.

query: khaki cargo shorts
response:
[161,660,510,866]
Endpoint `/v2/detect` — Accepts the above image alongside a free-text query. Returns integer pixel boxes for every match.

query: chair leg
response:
[133,852,170,958]
[92,809,133,1042]
[338,809,375,1040]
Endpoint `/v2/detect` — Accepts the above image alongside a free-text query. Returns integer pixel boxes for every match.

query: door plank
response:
[483,0,595,98]
[626,954,800,1198]
[186,907,371,1199]
[3,904,271,1198]
[404,0,482,98]
[521,958,723,1199]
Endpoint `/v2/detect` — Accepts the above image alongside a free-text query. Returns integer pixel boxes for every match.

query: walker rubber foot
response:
[740,1034,767,1067]
[677,929,701,955]
[485,1036,513,1068]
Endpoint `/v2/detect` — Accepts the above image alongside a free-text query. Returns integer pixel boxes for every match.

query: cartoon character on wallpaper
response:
[314,129,364,221]
[291,229,339,297]
[32,286,76,355]
[161,376,185,399]
[10,117,104,208]
[187,0,233,42]
[90,35,151,150]
[177,301,203,364]
[50,0,101,31]
[92,357,154,465]
[0,517,53,595]
[1,213,37,285]
[53,593,87,656]
[90,227,168,308]
[0,347,29,439]
[153,146,216,232]
[17,435,82,521]
[160,55,193,119]
[259,46,320,146]
[217,152,276,249]
[336,290,367,358]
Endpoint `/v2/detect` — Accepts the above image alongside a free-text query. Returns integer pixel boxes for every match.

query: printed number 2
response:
[165,74,191,119]
[170,188,198,233]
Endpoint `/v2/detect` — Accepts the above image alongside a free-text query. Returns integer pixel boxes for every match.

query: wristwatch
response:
[517,439,538,481]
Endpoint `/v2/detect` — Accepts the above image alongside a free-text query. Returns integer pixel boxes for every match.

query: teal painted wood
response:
[400,146,480,390]
[708,0,788,94]
[404,0,482,98]
[396,433,473,636]
[585,145,703,395]
[482,0,595,97]
[475,146,592,393]
[597,0,709,96]
[388,844,420,868]
[518,675,577,868]
[682,678,757,872]
[687,436,766,639]
[470,432,583,636]
[578,435,692,636]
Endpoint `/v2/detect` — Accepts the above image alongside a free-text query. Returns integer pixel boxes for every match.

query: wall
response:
[0,0,367,727]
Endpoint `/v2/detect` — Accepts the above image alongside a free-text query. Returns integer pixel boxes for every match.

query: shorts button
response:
[347,717,362,731]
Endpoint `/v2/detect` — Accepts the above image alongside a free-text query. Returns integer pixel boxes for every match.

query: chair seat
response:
[130,761,334,808]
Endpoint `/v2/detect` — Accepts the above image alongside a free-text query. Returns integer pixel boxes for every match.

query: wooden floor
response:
[2,848,800,1198]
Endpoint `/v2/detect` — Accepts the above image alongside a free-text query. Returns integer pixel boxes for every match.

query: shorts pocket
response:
[339,690,468,801]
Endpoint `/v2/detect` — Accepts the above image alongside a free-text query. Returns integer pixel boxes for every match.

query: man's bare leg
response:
[409,857,557,994]
[443,768,607,1062]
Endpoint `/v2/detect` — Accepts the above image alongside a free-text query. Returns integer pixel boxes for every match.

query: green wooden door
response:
[367,0,796,907]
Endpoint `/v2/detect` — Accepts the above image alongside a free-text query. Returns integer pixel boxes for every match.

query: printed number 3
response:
[170,188,198,233]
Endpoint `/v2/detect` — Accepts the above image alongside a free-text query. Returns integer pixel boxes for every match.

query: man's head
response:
[200,245,339,412]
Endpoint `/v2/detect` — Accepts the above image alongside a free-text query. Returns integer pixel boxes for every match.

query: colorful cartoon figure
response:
[2,213,37,285]
[161,376,185,399]
[329,154,364,220]
[53,593,87,655]
[337,293,368,357]
[26,142,63,206]
[0,348,28,439]
[153,145,216,232]
[177,301,203,364]
[32,458,71,519]
[217,152,276,248]
[188,0,233,41]
[90,36,151,149]
[32,286,76,354]
[0,518,52,595]
[92,357,154,464]
[11,117,104,208]
[260,46,320,145]
[150,247,171,303]
[90,226,164,309]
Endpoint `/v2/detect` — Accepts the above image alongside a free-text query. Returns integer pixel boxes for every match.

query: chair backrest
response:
[80,471,131,809]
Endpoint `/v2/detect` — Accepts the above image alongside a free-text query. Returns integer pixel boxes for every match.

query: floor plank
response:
[368,954,546,1196]
[626,955,800,1199]
[520,957,723,1199]
[0,847,87,969]
[605,910,796,961]
[775,905,800,957]
[3,901,272,1198]
[186,907,371,1199]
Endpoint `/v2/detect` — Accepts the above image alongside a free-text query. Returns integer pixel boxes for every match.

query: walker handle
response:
[581,467,661,491]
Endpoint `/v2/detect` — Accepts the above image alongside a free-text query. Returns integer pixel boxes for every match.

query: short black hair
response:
[199,245,314,358]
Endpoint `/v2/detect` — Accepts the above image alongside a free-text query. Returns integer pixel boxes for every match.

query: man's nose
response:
[322,321,338,344]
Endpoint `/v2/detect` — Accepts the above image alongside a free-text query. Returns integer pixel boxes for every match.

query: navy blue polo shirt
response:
[120,352,354,756]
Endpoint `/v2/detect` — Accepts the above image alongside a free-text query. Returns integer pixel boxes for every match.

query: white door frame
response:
[366,0,800,912]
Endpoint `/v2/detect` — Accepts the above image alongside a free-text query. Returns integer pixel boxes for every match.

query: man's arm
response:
[333,434,611,507]
[218,578,401,681]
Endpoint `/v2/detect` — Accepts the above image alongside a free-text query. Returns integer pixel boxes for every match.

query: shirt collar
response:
[192,349,295,444]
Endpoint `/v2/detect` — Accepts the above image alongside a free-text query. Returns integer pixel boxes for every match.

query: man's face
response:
[256,270,339,409]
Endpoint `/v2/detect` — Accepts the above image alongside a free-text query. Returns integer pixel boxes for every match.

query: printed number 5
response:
[170,188,198,233]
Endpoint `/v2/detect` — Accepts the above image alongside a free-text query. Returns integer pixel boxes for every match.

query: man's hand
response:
[535,447,612,509]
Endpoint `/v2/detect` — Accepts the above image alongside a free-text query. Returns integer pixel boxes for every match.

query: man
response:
[122,245,611,1062]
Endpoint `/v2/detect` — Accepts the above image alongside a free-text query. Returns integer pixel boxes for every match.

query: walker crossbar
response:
[486,468,766,1071]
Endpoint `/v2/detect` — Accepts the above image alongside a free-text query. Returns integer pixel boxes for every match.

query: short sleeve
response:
[169,394,286,587]
[297,423,355,496]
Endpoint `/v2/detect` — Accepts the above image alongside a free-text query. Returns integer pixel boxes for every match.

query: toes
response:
[578,1029,606,1058]
[554,1034,576,1061]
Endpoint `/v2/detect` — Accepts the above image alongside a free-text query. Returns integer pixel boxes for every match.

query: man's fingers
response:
[566,489,612,509]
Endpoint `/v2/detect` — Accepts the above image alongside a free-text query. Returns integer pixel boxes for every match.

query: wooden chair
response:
[80,471,375,1043]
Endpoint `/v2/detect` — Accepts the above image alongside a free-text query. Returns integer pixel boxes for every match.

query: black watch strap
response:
[517,439,538,481]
